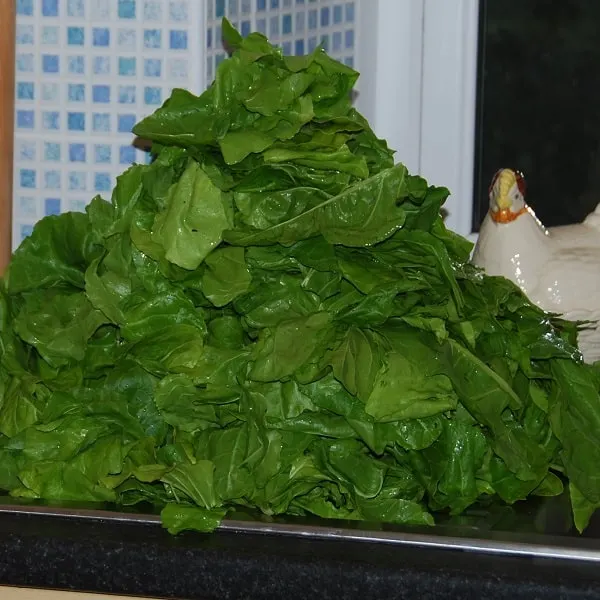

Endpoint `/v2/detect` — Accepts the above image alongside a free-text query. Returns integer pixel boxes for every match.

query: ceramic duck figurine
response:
[472,168,600,363]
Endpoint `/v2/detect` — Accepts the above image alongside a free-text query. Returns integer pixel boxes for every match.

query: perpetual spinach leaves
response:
[0,19,597,536]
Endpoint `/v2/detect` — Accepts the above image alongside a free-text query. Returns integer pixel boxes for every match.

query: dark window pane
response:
[473,0,600,229]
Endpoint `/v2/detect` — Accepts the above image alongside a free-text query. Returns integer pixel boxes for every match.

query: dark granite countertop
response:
[0,511,598,599]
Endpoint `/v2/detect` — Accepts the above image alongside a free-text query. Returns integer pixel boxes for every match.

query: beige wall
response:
[0,0,15,274]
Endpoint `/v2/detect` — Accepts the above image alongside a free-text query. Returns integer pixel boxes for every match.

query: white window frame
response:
[355,0,480,239]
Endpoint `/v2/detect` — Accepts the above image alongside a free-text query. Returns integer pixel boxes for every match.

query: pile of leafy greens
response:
[2,20,600,535]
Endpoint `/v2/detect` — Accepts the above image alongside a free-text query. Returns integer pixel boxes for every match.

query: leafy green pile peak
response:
[1,20,600,535]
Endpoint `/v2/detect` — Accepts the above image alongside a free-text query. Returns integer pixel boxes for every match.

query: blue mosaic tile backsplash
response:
[13,0,356,248]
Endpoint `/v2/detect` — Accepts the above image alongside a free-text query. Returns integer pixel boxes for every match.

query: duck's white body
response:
[472,169,600,363]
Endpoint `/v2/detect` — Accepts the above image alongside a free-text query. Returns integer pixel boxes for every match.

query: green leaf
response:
[154,374,219,433]
[224,165,410,247]
[150,161,233,270]
[161,504,226,534]
[7,212,97,294]
[328,327,385,402]
[200,246,251,307]
[250,312,334,382]
[14,289,107,368]
[570,482,600,533]
[14,462,115,502]
[365,328,457,422]
[161,460,218,508]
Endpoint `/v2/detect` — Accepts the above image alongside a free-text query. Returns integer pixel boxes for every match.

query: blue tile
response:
[345,2,354,22]
[42,111,60,130]
[17,82,34,100]
[270,0,279,7]
[118,0,136,18]
[95,144,111,163]
[282,14,292,34]
[270,16,279,35]
[295,0,304,3]
[44,171,61,189]
[93,113,111,132]
[216,0,225,17]
[118,86,136,104]
[295,12,304,31]
[21,225,34,241]
[41,83,58,101]
[16,110,34,129]
[241,0,251,13]
[94,173,112,192]
[320,7,330,26]
[92,0,110,17]
[170,1,188,20]
[68,83,85,102]
[241,20,251,37]
[16,54,34,73]
[118,29,137,49]
[69,144,86,162]
[19,142,36,160]
[93,57,110,75]
[294,39,304,55]
[93,28,110,47]
[67,27,85,46]
[44,198,61,216]
[308,9,317,29]
[320,34,329,51]
[20,169,36,189]
[332,31,341,52]
[228,0,238,16]
[119,145,136,164]
[67,0,84,17]
[42,0,59,16]
[19,197,37,217]
[42,26,59,44]
[70,199,87,212]
[69,172,87,190]
[333,4,342,23]
[308,36,317,52]
[144,0,162,19]
[144,86,162,105]
[119,57,136,75]
[344,56,353,67]
[118,114,136,133]
[68,56,85,74]
[44,142,61,161]
[16,0,33,16]
[345,29,354,48]
[169,30,187,49]
[256,0,265,11]
[144,29,162,48]
[207,27,212,48]
[282,41,291,54]
[144,58,162,77]
[68,112,85,131]
[42,55,59,73]
[168,58,188,79]
[16,25,34,45]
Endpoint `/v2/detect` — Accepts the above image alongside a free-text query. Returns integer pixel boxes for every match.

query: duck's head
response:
[488,168,528,223]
